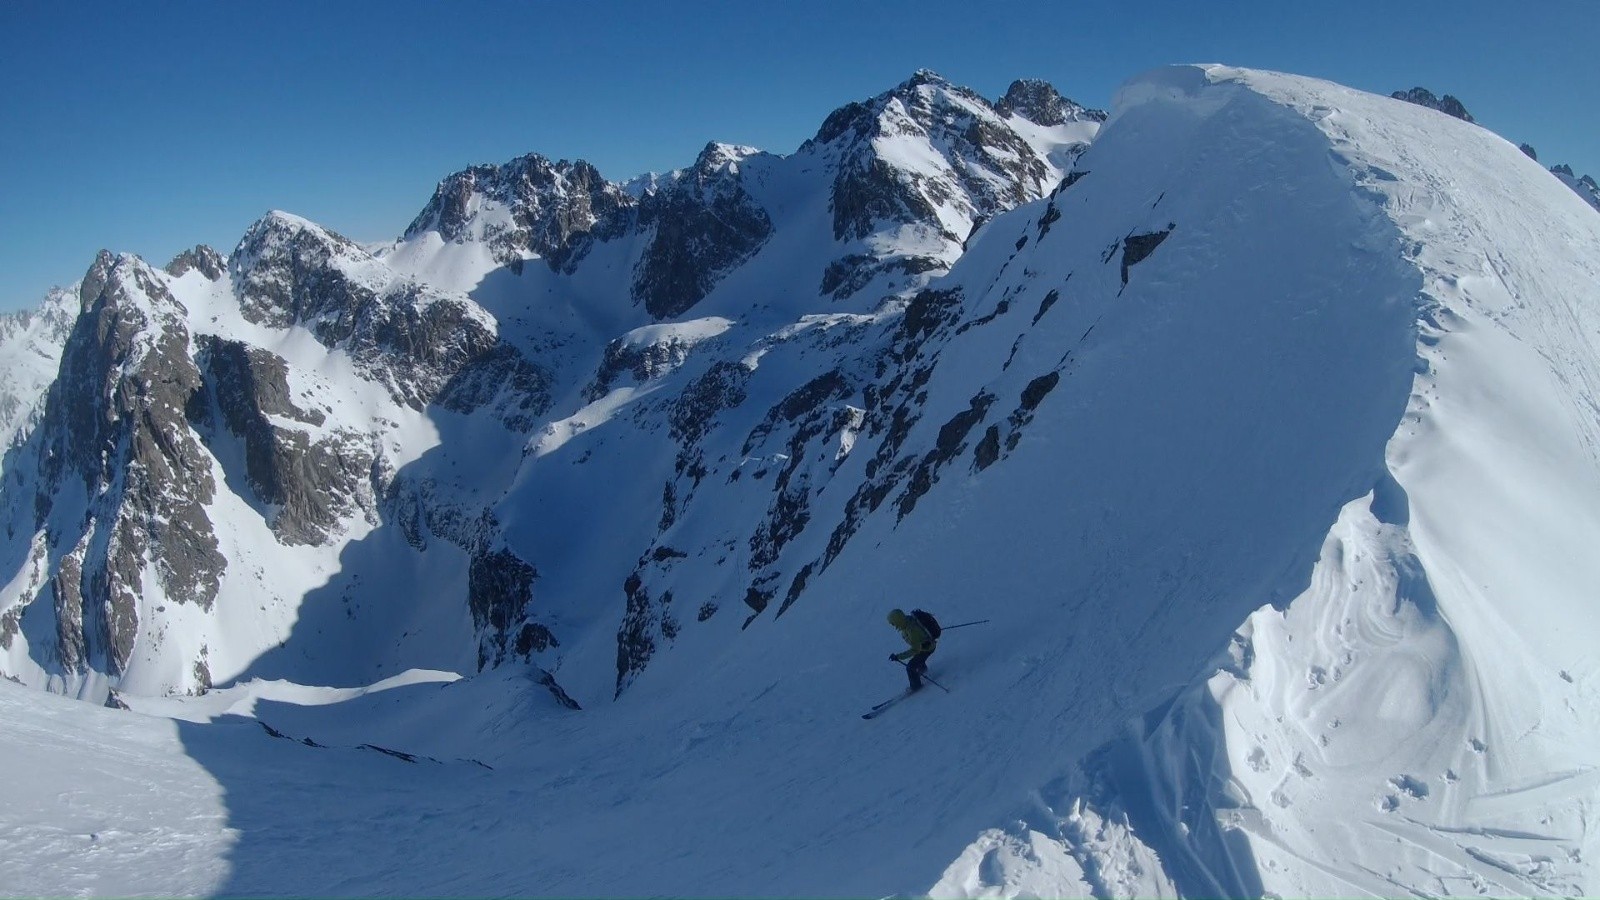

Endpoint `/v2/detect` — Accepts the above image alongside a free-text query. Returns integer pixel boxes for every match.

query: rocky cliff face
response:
[0,208,566,697]
[27,253,224,679]
[404,154,634,271]
[995,78,1107,127]
[164,245,227,281]
[186,336,375,547]
[631,143,775,319]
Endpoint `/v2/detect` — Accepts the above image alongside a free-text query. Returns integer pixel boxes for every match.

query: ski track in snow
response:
[4,65,1600,898]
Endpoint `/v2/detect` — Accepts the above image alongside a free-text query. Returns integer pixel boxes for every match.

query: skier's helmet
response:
[887,608,908,627]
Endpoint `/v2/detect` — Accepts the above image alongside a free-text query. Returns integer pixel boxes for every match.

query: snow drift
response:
[2,64,1599,898]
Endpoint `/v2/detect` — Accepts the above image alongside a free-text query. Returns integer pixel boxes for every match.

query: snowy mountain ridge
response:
[2,65,1600,898]
[1393,84,1600,213]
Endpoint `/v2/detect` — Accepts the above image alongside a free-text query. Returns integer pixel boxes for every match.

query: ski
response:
[862,689,917,719]
[870,682,940,717]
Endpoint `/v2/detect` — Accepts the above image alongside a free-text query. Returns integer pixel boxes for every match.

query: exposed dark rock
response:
[405,154,634,270]
[36,253,225,677]
[535,668,581,710]
[813,71,1067,245]
[52,551,85,672]
[743,585,771,614]
[1001,370,1063,456]
[742,371,851,457]
[815,100,875,145]
[436,343,552,431]
[1121,226,1175,285]
[820,254,945,300]
[616,572,656,695]
[515,623,557,655]
[1519,143,1538,161]
[632,143,774,319]
[956,298,1011,335]
[996,79,1107,126]
[1550,165,1600,211]
[190,336,375,546]
[670,361,752,446]
[974,424,1002,471]
[1020,371,1061,412]
[820,254,876,296]
[902,288,964,342]
[897,391,996,520]
[750,484,809,570]
[1032,289,1061,326]
[164,245,226,280]
[360,744,420,763]
[1037,202,1062,239]
[469,547,541,671]
[192,657,212,694]
[191,337,323,426]
[231,213,504,411]
[586,332,700,402]
[1391,87,1476,123]
[831,157,944,243]
[659,481,677,531]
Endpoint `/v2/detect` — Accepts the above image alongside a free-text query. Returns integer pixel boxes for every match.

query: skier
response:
[886,608,940,692]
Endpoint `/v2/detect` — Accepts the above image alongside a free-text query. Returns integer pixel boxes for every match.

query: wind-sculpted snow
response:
[3,65,1600,899]
[929,65,1600,898]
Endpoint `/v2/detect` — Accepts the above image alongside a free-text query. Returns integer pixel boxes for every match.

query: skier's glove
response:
[888,653,899,662]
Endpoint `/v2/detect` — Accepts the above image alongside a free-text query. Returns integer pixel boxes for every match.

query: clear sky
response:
[2,0,1595,312]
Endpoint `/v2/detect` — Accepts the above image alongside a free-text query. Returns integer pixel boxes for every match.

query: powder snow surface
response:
[4,65,1600,898]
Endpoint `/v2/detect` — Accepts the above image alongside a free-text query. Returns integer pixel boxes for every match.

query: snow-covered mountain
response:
[4,65,1600,898]
[1395,86,1600,214]
[1552,163,1600,212]
[0,287,76,451]
[0,69,1098,703]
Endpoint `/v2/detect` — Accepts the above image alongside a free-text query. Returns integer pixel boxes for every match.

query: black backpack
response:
[911,608,942,640]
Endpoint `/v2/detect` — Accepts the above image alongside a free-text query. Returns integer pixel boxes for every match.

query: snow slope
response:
[4,64,1600,898]
[930,65,1600,898]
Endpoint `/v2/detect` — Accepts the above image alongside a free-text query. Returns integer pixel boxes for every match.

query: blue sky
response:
[2,0,1595,311]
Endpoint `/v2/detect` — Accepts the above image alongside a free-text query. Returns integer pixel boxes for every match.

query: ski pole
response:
[939,619,990,630]
[892,659,950,693]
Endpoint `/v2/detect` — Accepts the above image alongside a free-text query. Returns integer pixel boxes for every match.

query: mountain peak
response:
[232,210,361,279]
[400,152,631,270]
[901,68,949,89]
[691,141,764,174]
[810,70,988,147]
[996,78,1108,126]
[164,244,227,280]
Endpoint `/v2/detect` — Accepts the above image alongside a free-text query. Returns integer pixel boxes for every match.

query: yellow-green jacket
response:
[890,611,936,660]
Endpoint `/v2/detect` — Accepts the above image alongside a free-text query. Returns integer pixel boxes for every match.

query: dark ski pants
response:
[905,650,933,690]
